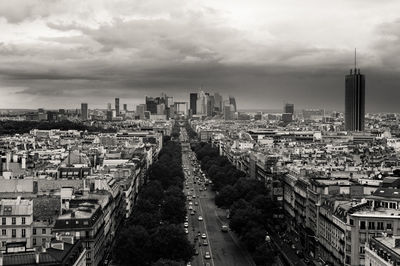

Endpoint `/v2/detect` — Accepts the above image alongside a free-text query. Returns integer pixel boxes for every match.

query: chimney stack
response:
[35,251,40,264]
[5,153,11,171]
[21,156,26,169]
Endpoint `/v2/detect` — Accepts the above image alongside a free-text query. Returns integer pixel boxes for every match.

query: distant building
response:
[190,93,198,115]
[80,103,88,121]
[282,113,293,123]
[136,104,146,119]
[196,91,208,116]
[174,102,188,116]
[223,104,234,120]
[254,112,262,120]
[156,103,165,115]
[214,93,223,113]
[284,103,294,115]
[115,98,120,116]
[303,109,324,121]
[145,97,157,114]
[166,96,174,107]
[106,111,113,121]
[345,68,365,131]
[123,104,127,111]
[229,96,237,112]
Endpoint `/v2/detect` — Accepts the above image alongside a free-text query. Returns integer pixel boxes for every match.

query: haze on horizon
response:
[0,0,400,112]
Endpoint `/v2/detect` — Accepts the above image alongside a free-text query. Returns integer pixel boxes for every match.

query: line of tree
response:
[0,120,116,135]
[192,142,277,265]
[113,136,194,266]
[184,121,197,140]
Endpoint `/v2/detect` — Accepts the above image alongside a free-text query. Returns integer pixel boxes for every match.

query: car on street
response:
[202,233,207,239]
[194,249,199,255]
[195,202,199,206]
[185,228,189,234]
[184,222,188,228]
[186,262,191,266]
[190,211,195,215]
[204,252,211,259]
[198,216,203,221]
[202,240,208,246]
[221,225,229,232]
[205,263,211,266]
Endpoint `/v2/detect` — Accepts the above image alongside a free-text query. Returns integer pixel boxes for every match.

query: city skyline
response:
[1,1,400,112]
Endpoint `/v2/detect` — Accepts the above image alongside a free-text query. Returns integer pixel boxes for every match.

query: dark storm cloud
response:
[1,0,400,111]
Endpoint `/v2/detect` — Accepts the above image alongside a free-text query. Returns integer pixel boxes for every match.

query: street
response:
[181,127,255,266]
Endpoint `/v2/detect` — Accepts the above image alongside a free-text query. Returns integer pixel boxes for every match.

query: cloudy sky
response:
[0,0,400,112]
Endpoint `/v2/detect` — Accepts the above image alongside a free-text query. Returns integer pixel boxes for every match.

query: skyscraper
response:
[196,91,208,115]
[81,103,88,121]
[229,96,237,112]
[190,93,198,115]
[145,97,157,114]
[284,103,294,115]
[214,93,223,113]
[136,104,146,119]
[115,98,120,116]
[345,68,365,131]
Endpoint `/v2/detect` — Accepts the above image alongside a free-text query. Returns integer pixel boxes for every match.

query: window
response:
[377,222,384,230]
[368,221,375,230]
[387,223,392,230]
[350,219,354,225]
[2,218,5,225]
[360,221,366,229]
[1,241,5,247]
[360,246,365,254]
[42,229,46,234]
[33,238,36,245]
[1,230,6,236]
[11,229,16,238]
[12,217,16,225]
[21,217,25,225]
[22,229,26,237]
[42,238,46,244]
[33,228,36,235]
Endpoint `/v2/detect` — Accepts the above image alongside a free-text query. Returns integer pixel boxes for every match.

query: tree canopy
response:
[114,130,194,266]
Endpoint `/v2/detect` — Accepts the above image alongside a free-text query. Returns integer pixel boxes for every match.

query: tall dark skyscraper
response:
[345,66,365,131]
[190,93,198,114]
[81,103,88,121]
[284,103,294,114]
[115,98,120,116]
[145,96,157,114]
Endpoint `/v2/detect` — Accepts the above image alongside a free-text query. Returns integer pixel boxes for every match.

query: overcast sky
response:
[0,0,400,112]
